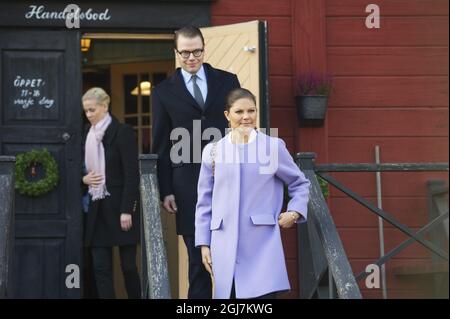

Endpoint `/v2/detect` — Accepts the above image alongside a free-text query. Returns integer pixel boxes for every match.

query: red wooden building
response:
[210,0,449,298]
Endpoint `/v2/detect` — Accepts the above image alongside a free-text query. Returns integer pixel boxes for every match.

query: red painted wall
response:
[211,0,449,299]
[325,0,449,299]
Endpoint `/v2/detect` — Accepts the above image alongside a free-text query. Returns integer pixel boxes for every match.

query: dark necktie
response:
[191,74,205,109]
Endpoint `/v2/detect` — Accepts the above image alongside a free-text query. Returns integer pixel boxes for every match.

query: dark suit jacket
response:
[84,116,140,246]
[152,63,240,235]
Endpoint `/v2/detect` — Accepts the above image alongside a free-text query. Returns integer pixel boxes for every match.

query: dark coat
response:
[84,116,140,247]
[152,63,240,235]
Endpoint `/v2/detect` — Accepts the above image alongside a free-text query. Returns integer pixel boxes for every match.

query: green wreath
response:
[15,149,59,197]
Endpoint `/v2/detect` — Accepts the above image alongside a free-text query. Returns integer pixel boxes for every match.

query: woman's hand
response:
[278,211,301,229]
[120,213,132,231]
[201,246,213,276]
[82,171,104,186]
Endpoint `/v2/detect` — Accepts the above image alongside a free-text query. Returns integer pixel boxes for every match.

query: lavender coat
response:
[195,131,310,299]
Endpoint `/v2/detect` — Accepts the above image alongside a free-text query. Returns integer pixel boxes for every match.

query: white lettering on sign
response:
[14,98,34,109]
[13,75,55,110]
[39,97,54,109]
[25,5,111,22]
[14,76,44,88]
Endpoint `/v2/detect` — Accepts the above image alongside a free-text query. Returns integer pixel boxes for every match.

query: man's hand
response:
[120,213,132,231]
[201,246,213,276]
[163,194,178,214]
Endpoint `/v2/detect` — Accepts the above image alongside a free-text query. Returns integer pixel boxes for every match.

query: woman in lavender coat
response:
[195,88,311,299]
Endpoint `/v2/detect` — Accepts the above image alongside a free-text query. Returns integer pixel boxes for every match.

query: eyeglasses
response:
[176,48,204,59]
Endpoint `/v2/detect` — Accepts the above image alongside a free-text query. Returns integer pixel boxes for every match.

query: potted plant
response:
[295,72,332,123]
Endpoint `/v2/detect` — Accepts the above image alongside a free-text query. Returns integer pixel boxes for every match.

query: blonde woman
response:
[82,87,141,298]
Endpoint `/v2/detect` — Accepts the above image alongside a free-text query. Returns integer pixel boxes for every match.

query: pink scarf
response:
[85,113,112,201]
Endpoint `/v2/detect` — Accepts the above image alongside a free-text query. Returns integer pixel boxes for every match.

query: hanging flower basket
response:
[295,95,328,121]
[15,148,59,197]
[295,72,332,124]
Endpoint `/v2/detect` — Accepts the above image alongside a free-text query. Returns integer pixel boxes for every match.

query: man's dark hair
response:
[174,26,205,49]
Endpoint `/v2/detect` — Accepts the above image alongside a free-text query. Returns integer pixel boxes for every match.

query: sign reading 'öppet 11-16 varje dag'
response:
[4,51,60,122]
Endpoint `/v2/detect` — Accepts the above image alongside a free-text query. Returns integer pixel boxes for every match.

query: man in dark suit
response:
[151,26,240,299]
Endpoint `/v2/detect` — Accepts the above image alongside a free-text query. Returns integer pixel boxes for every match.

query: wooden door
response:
[0,30,82,298]
[110,61,174,153]
[202,20,269,127]
[176,20,269,298]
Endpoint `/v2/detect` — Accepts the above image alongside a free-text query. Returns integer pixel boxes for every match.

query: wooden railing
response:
[0,156,15,298]
[296,152,449,299]
[139,154,171,299]
[297,153,361,299]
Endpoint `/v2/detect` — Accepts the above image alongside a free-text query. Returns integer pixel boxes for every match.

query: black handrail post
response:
[139,154,171,299]
[297,152,362,299]
[0,156,15,299]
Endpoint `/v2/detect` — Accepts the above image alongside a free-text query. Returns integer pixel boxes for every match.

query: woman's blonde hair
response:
[82,87,110,108]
